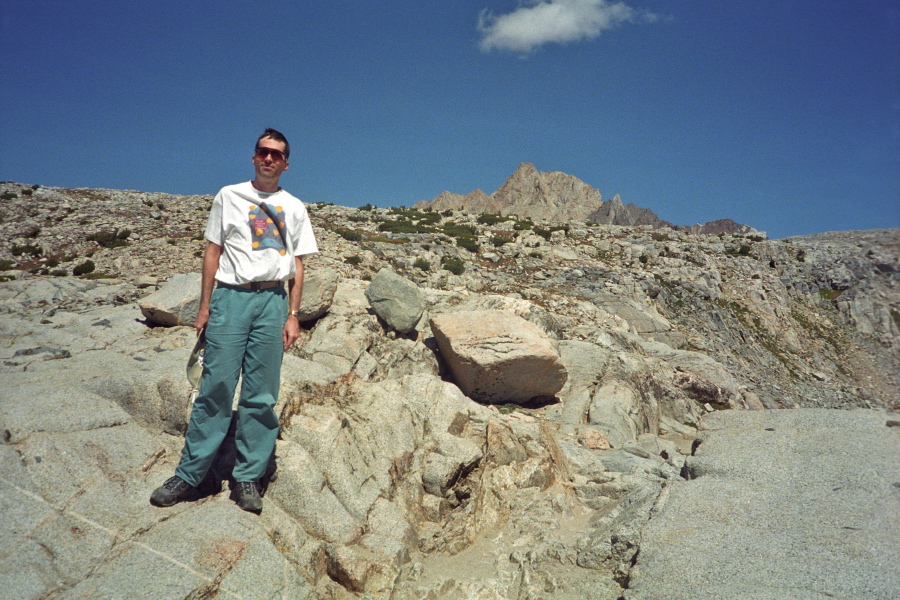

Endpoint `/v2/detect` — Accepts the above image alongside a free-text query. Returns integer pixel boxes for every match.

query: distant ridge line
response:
[414,162,764,237]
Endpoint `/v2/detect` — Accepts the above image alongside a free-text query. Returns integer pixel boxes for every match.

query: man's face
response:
[252,137,289,182]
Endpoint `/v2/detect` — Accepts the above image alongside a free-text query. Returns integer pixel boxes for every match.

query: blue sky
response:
[1,0,897,239]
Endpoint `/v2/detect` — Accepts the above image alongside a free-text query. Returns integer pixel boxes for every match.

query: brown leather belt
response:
[219,281,283,291]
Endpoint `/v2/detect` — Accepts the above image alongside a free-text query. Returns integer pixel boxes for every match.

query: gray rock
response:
[429,310,568,403]
[137,272,201,326]
[63,501,313,600]
[296,268,338,321]
[267,440,363,543]
[626,408,900,599]
[365,268,425,333]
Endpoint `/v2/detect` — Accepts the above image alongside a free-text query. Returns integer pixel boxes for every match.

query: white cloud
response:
[478,0,656,53]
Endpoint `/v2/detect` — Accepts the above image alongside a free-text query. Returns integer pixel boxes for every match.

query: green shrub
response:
[367,236,409,245]
[533,227,552,240]
[490,235,514,247]
[528,251,543,259]
[0,192,17,200]
[413,258,430,271]
[513,220,534,231]
[0,259,14,271]
[639,254,649,264]
[441,255,465,275]
[334,228,362,242]
[12,243,41,256]
[73,260,96,276]
[359,203,375,211]
[441,223,478,238]
[345,255,362,265]
[46,258,59,268]
[377,220,429,235]
[51,269,67,276]
[476,214,512,226]
[87,230,130,249]
[456,237,480,253]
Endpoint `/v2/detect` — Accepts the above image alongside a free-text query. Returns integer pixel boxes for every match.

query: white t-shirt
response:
[204,181,319,285]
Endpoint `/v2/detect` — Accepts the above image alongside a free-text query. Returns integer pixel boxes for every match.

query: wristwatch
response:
[289,310,301,318]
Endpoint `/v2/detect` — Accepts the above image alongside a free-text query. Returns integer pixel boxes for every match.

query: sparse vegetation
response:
[413,258,431,271]
[455,237,480,253]
[513,220,534,231]
[87,229,131,249]
[726,244,753,257]
[334,227,362,242]
[345,255,362,265]
[12,243,41,256]
[73,260,96,276]
[490,235,514,247]
[476,214,513,226]
[0,260,14,271]
[441,255,465,275]
[533,225,568,240]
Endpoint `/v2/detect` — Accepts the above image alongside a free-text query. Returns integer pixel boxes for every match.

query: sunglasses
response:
[255,147,286,162]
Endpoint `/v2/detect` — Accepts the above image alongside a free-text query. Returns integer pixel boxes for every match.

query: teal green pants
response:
[176,284,287,486]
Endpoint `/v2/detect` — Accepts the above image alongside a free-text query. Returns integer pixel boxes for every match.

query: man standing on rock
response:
[151,128,318,511]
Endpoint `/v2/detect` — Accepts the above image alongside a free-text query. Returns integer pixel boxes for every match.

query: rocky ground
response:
[1,180,898,599]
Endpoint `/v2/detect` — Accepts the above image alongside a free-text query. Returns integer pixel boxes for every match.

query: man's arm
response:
[194,242,222,335]
[283,255,305,351]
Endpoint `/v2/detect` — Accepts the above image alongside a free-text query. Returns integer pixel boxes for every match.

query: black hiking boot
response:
[234,481,262,512]
[150,475,194,507]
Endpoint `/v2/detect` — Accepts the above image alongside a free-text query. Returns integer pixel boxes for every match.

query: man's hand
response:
[283,316,300,351]
[194,308,210,335]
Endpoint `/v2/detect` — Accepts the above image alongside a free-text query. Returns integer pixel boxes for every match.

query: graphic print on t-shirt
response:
[247,204,287,255]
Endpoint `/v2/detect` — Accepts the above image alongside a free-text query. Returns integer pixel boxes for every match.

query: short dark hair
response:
[255,128,290,159]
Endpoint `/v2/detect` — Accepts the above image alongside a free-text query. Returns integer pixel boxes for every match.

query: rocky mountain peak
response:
[416,163,761,234]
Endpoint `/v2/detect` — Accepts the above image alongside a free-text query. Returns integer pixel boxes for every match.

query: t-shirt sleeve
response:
[204,192,224,245]
[292,205,319,257]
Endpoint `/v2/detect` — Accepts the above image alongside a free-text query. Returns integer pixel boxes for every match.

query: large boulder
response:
[429,310,568,404]
[137,272,201,326]
[296,268,339,322]
[364,268,425,334]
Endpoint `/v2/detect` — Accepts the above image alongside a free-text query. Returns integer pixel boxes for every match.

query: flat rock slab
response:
[626,408,900,600]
